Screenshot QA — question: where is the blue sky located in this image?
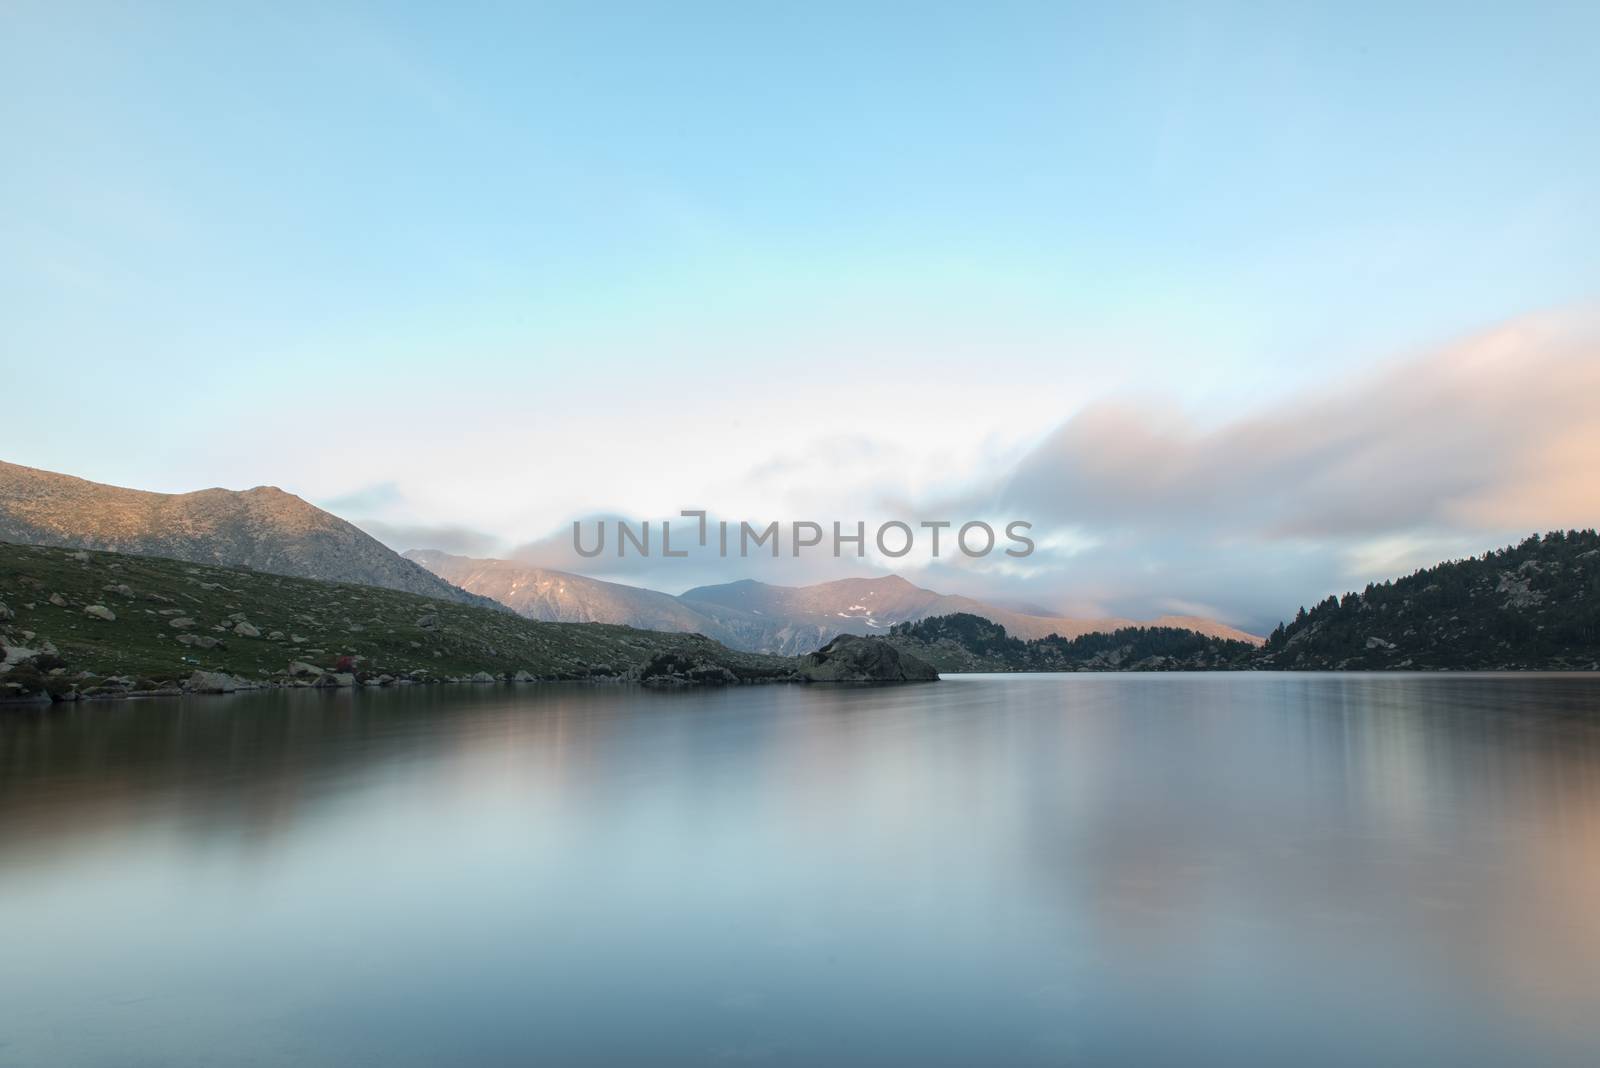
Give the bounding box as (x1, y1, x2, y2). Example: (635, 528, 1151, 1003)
(3, 2, 1597, 629)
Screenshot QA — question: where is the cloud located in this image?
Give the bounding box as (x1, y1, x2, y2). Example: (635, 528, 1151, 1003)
(355, 519, 504, 557)
(320, 481, 405, 515)
(510, 511, 886, 594)
(992, 309, 1600, 539)
(327, 481, 508, 557)
(923, 307, 1600, 630)
(328, 308, 1599, 634)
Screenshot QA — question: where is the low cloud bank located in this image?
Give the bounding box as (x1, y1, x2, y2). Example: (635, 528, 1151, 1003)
(956, 309, 1600, 629)
(996, 310, 1600, 538)
(347, 310, 1599, 634)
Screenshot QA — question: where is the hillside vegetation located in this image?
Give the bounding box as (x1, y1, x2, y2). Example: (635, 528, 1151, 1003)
(1257, 530, 1600, 670)
(887, 531, 1600, 673)
(0, 542, 823, 701)
(886, 613, 1257, 672)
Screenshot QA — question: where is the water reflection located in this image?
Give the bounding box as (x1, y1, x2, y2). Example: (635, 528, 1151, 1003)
(2, 674, 1599, 1066)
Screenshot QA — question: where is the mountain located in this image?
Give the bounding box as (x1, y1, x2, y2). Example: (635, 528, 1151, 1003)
(1256, 530, 1600, 670)
(1143, 614, 1263, 644)
(402, 550, 798, 650)
(404, 550, 724, 632)
(407, 550, 1260, 655)
(679, 574, 1038, 652)
(678, 575, 1262, 647)
(0, 460, 491, 608)
(0, 542, 930, 702)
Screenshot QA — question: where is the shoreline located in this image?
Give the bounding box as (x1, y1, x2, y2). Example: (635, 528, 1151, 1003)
(12, 663, 1600, 710)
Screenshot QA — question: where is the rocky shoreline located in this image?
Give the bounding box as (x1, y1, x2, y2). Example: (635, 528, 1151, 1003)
(3, 634, 939, 707)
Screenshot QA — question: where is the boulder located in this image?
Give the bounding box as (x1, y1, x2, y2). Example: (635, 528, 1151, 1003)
(416, 613, 439, 630)
(49, 592, 68, 607)
(312, 672, 355, 688)
(638, 651, 740, 686)
(798, 635, 939, 682)
(186, 671, 239, 694)
(469, 671, 496, 684)
(168, 616, 196, 629)
(233, 621, 261, 638)
(103, 584, 134, 598)
(177, 634, 221, 650)
(287, 661, 324, 678)
(1, 644, 41, 670)
(82, 604, 116, 622)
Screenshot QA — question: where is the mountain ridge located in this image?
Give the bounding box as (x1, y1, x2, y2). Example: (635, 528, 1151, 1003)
(0, 461, 495, 609)
(409, 549, 1261, 654)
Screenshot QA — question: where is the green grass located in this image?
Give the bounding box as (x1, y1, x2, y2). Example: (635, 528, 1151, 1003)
(0, 540, 798, 696)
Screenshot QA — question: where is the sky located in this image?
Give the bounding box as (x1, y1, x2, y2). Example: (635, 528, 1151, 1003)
(2, 2, 1598, 632)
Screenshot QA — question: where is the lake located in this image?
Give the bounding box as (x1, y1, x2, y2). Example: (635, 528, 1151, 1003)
(3, 674, 1600, 1066)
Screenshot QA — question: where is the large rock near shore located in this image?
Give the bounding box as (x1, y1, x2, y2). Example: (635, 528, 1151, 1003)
(638, 650, 742, 686)
(186, 670, 240, 694)
(798, 634, 939, 682)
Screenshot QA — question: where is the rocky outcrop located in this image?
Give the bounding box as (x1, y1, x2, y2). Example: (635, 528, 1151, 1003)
(638, 650, 743, 687)
(798, 634, 939, 682)
(176, 634, 221, 649)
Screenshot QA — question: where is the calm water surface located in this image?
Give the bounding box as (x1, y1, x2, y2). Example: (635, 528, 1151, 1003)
(3, 674, 1600, 1066)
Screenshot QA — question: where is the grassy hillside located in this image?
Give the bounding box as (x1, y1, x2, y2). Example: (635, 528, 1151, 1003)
(0, 541, 803, 701)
